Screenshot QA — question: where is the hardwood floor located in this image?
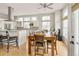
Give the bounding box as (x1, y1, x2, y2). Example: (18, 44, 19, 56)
(56, 41, 68, 56)
(0, 43, 27, 56)
(0, 40, 67, 56)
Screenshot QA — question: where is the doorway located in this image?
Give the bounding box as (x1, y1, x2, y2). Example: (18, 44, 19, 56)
(72, 9, 79, 56)
(68, 5, 79, 56)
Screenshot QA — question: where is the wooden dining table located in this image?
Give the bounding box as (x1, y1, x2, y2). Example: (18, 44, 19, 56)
(28, 34, 56, 56)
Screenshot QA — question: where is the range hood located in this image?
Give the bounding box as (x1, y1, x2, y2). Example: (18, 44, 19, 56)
(4, 7, 16, 30)
(6, 7, 14, 21)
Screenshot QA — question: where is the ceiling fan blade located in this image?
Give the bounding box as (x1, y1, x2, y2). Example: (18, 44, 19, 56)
(40, 3, 44, 6)
(47, 3, 53, 6)
(47, 7, 53, 9)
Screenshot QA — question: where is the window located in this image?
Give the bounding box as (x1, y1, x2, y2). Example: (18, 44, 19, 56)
(17, 18, 23, 21)
(24, 17, 30, 28)
(31, 17, 37, 21)
(17, 17, 38, 28)
(42, 16, 50, 21)
(31, 17, 38, 27)
(62, 20, 68, 40)
(62, 6, 68, 43)
(24, 22, 30, 28)
(42, 16, 50, 31)
(17, 18, 24, 27)
(24, 17, 30, 21)
(42, 22, 50, 31)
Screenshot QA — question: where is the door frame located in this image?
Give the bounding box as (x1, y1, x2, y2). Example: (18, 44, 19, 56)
(68, 4, 74, 56)
(68, 4, 79, 56)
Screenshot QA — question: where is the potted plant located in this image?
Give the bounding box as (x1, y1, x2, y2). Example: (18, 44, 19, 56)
(29, 22, 34, 28)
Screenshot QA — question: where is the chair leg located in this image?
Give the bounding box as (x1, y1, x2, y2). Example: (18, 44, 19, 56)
(1, 40, 3, 48)
(34, 47, 36, 56)
(55, 45, 57, 55)
(47, 42, 48, 53)
(34, 43, 36, 56)
(1, 42, 3, 48)
(37, 46, 39, 52)
(7, 40, 9, 53)
(43, 43, 45, 56)
(43, 49, 44, 56)
(56, 49, 57, 55)
(16, 38, 19, 48)
(35, 47, 36, 56)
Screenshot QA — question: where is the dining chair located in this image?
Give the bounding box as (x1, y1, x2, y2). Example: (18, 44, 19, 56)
(47, 36, 57, 55)
(53, 36, 57, 55)
(0, 35, 3, 48)
(34, 34, 45, 56)
(2, 31, 19, 52)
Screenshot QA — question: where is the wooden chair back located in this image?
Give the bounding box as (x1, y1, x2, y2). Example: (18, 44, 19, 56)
(54, 36, 56, 43)
(6, 31, 9, 39)
(34, 34, 44, 42)
(28, 36, 35, 41)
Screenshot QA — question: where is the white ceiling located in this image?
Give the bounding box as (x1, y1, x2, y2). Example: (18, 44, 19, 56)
(0, 3, 66, 16)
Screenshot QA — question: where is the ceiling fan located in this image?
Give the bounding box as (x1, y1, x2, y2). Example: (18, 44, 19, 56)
(38, 3, 53, 9)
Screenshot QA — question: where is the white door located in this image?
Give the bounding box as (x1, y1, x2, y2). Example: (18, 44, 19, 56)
(68, 4, 79, 56)
(71, 9, 79, 56)
(68, 5, 74, 56)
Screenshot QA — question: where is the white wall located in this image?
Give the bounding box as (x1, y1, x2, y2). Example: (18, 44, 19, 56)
(55, 10, 62, 33)
(0, 14, 8, 29)
(0, 13, 7, 20)
(0, 21, 5, 29)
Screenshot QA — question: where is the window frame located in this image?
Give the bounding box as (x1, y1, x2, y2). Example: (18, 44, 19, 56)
(42, 16, 51, 31)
